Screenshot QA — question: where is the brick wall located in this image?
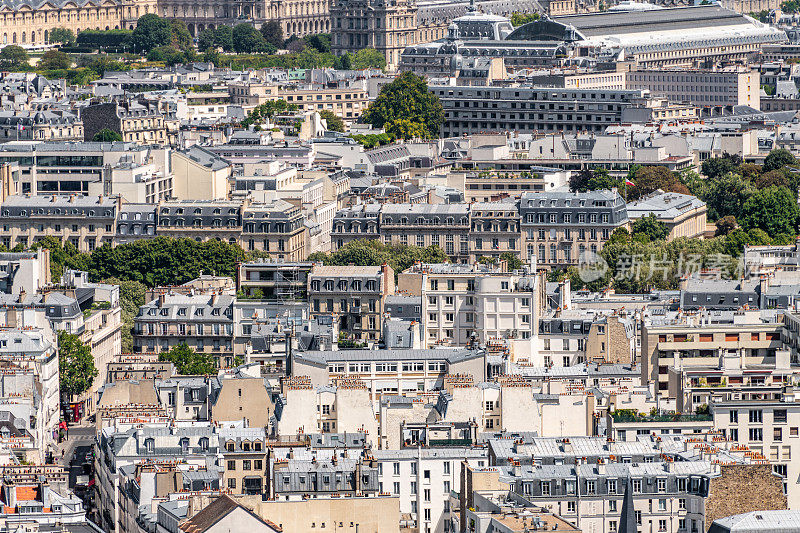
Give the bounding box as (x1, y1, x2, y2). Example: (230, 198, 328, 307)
(705, 464, 787, 529)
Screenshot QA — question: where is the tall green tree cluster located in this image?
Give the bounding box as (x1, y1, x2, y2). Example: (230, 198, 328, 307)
(58, 330, 98, 400)
(159, 343, 216, 375)
(308, 240, 449, 277)
(683, 148, 800, 238)
(362, 72, 444, 139)
(31, 236, 247, 288)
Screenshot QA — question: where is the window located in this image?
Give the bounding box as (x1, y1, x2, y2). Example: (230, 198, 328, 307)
(749, 409, 763, 423)
(586, 480, 596, 494)
(541, 480, 551, 495)
(567, 501, 576, 513)
(657, 478, 666, 492)
(608, 479, 617, 494)
(775, 409, 787, 423)
(228, 478, 236, 489)
(393, 462, 400, 475)
(749, 427, 763, 442)
(659, 519, 667, 532)
(227, 460, 236, 470)
(730, 410, 739, 423)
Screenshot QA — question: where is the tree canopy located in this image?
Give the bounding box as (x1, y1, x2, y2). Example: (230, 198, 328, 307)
(131, 14, 173, 53)
(763, 148, 797, 172)
(319, 110, 345, 133)
(740, 186, 800, 238)
(103, 277, 146, 354)
(241, 100, 298, 129)
(37, 50, 71, 70)
(362, 72, 444, 139)
(631, 214, 669, 242)
(58, 330, 98, 399)
(308, 240, 449, 277)
(510, 12, 540, 26)
(628, 166, 689, 200)
(349, 48, 386, 70)
(0, 46, 29, 70)
(260, 21, 284, 48)
(569, 168, 623, 192)
(198, 26, 234, 52)
(48, 27, 76, 46)
(233, 23, 272, 54)
(92, 128, 123, 142)
(701, 153, 742, 179)
(159, 343, 216, 375)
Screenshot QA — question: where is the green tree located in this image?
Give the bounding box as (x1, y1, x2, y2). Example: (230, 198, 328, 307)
(350, 48, 386, 70)
(38, 50, 71, 70)
(631, 213, 669, 242)
(92, 128, 123, 142)
(241, 100, 298, 129)
(753, 169, 790, 189)
(705, 172, 755, 221)
(782, 0, 800, 13)
(213, 26, 234, 52)
(260, 21, 284, 48)
(628, 166, 689, 200)
(309, 239, 449, 278)
(48, 27, 76, 46)
(159, 343, 216, 375)
(715, 215, 737, 237)
(362, 72, 444, 139)
(738, 163, 762, 180)
(510, 12, 540, 26)
(701, 153, 741, 179)
(500, 252, 523, 270)
(87, 237, 246, 287)
(58, 330, 98, 400)
(569, 168, 623, 192)
(0, 45, 29, 70)
(131, 14, 173, 54)
(170, 19, 192, 50)
(385, 118, 427, 139)
(303, 33, 331, 53)
(197, 28, 216, 51)
(319, 110, 345, 132)
(740, 186, 800, 238)
(103, 277, 145, 354)
(75, 29, 132, 51)
(763, 148, 797, 172)
(232, 23, 266, 53)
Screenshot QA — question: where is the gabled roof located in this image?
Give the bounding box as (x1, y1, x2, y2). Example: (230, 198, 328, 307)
(179, 495, 281, 533)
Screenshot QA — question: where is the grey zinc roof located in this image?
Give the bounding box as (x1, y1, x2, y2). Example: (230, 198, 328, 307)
(295, 348, 483, 366)
(710, 510, 800, 533)
(553, 5, 753, 37)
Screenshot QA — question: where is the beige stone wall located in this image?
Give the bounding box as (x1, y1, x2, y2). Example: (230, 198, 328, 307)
(213, 377, 275, 427)
(244, 494, 401, 533)
(705, 464, 787, 527)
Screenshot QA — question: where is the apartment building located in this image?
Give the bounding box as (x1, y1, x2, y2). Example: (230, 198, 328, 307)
(236, 261, 314, 301)
(290, 348, 486, 395)
(373, 448, 487, 533)
(0, 195, 119, 252)
(432, 85, 647, 137)
(398, 262, 544, 347)
(132, 292, 236, 367)
(154, 198, 309, 261)
(625, 69, 760, 111)
(381, 204, 471, 262)
(519, 190, 629, 267)
(460, 451, 785, 533)
(0, 328, 59, 461)
(275, 377, 379, 443)
(468, 202, 523, 263)
(280, 87, 369, 122)
(308, 264, 395, 341)
(641, 311, 785, 408)
(221, 426, 269, 496)
(241, 199, 309, 261)
(82, 98, 168, 146)
(711, 386, 800, 506)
